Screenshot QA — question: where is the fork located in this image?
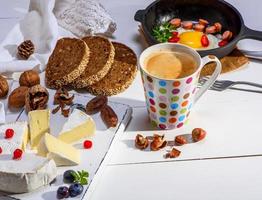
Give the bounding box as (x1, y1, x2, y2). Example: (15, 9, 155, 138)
(199, 77, 262, 92)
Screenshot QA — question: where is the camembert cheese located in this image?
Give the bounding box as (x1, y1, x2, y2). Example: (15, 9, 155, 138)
(37, 133, 81, 166)
(58, 109, 95, 144)
(0, 121, 28, 154)
(28, 109, 50, 149)
(0, 153, 57, 193)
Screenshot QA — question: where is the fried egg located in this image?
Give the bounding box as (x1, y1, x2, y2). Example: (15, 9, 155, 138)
(177, 27, 219, 50)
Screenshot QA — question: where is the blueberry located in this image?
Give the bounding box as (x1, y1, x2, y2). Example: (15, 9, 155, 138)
(57, 186, 69, 199)
(69, 183, 84, 197)
(63, 170, 76, 183)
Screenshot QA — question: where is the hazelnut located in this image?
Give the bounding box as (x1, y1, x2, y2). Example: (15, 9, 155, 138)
(165, 148, 181, 159)
(150, 134, 167, 151)
(8, 86, 29, 109)
(192, 128, 206, 142)
(135, 134, 149, 150)
(0, 75, 9, 98)
(175, 135, 187, 146)
(19, 70, 40, 87)
(25, 84, 49, 112)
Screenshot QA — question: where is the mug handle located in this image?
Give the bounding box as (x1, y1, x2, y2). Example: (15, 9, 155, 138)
(194, 55, 222, 103)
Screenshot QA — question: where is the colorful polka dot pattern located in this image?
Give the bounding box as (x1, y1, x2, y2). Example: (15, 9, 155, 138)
(141, 69, 199, 130)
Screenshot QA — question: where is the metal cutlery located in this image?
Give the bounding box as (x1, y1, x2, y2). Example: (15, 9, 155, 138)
(199, 77, 262, 93)
(241, 50, 262, 60)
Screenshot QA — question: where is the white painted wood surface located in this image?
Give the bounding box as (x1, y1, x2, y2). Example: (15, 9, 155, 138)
(1, 0, 262, 199)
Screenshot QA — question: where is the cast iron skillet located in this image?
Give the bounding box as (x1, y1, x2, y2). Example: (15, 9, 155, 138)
(135, 0, 262, 58)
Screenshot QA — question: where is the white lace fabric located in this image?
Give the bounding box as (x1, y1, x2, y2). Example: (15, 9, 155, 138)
(54, 0, 117, 37)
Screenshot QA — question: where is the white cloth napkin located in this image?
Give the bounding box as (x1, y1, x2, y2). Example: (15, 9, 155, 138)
(0, 0, 58, 79)
(0, 0, 58, 123)
(0, 102, 5, 124)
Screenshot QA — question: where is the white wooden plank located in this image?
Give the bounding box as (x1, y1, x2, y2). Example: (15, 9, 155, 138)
(91, 156, 262, 200)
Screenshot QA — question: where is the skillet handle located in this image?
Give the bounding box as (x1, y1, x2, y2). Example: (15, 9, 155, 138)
(134, 9, 145, 22)
(242, 26, 262, 41)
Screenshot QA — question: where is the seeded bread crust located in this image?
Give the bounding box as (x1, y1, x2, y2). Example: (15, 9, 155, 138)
(45, 38, 90, 89)
(86, 42, 137, 96)
(72, 36, 115, 88)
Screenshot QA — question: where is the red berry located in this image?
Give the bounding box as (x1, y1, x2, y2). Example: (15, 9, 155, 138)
(168, 37, 180, 43)
(13, 149, 23, 160)
(83, 140, 93, 149)
(5, 129, 14, 139)
(0, 147, 2, 154)
(201, 35, 209, 47)
(218, 40, 228, 47)
(172, 31, 178, 37)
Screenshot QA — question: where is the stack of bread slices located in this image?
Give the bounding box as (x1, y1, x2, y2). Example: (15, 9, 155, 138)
(45, 36, 137, 96)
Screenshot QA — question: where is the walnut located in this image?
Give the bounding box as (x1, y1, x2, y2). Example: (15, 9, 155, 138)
(135, 134, 149, 150)
(25, 84, 49, 112)
(19, 70, 40, 87)
(0, 75, 9, 98)
(150, 134, 167, 151)
(17, 40, 35, 60)
(52, 88, 74, 117)
(54, 88, 74, 105)
(8, 86, 29, 109)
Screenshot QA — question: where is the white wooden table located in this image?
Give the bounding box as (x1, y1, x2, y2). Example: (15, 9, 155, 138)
(1, 0, 262, 199)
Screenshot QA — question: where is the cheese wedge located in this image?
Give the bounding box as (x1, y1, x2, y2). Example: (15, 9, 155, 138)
(0, 153, 57, 193)
(37, 133, 80, 166)
(0, 121, 28, 154)
(58, 109, 95, 144)
(28, 110, 50, 149)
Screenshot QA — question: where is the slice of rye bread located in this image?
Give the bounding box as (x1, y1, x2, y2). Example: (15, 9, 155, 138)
(86, 42, 137, 96)
(72, 36, 115, 88)
(45, 38, 90, 88)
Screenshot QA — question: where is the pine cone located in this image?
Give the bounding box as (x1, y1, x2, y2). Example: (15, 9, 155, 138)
(17, 40, 35, 60)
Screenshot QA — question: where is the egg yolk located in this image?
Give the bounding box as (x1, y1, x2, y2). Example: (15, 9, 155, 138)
(179, 31, 203, 49)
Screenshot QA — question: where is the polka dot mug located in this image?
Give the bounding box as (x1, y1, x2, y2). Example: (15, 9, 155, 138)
(139, 43, 222, 130)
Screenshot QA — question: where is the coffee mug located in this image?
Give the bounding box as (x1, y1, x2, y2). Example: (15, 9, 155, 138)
(139, 43, 222, 130)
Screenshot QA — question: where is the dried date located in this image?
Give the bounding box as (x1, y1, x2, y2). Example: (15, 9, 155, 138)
(86, 96, 108, 115)
(100, 105, 118, 128)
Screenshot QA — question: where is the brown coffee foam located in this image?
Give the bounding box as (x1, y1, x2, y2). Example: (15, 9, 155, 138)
(138, 26, 249, 76)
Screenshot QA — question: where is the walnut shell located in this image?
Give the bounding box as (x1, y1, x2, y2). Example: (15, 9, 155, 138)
(19, 70, 40, 87)
(8, 86, 29, 109)
(0, 75, 9, 98)
(25, 84, 49, 112)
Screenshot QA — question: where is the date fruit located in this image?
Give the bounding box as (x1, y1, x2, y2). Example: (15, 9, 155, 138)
(8, 86, 28, 109)
(100, 105, 118, 128)
(86, 96, 108, 115)
(192, 128, 206, 142)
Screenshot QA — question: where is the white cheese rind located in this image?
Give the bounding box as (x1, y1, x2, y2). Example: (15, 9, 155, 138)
(0, 121, 28, 154)
(0, 154, 57, 193)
